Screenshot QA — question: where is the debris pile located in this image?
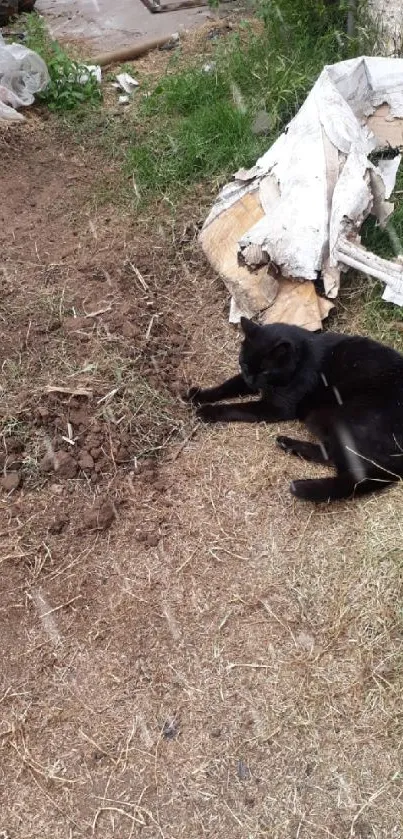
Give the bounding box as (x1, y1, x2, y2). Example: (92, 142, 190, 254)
(0, 0, 36, 27)
(200, 56, 403, 330)
(0, 31, 48, 120)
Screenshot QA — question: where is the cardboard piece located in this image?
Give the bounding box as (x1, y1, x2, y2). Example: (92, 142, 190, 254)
(200, 57, 403, 327)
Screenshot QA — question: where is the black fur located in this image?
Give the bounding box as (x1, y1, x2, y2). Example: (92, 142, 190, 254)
(184, 317, 403, 502)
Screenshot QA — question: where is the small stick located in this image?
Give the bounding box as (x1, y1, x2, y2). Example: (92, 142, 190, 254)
(227, 662, 272, 670)
(169, 425, 198, 462)
(84, 305, 112, 318)
(39, 595, 82, 619)
(43, 385, 93, 397)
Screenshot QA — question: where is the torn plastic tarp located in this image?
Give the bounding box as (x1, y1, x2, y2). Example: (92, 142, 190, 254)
(0, 33, 49, 121)
(200, 56, 403, 330)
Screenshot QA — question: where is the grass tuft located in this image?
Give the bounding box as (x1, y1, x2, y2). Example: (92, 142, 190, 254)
(120, 1, 383, 203)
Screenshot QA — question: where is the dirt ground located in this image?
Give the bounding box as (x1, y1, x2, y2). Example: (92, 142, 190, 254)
(1, 56, 403, 839)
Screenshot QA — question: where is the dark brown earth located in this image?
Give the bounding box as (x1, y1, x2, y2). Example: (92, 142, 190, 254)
(1, 48, 403, 839)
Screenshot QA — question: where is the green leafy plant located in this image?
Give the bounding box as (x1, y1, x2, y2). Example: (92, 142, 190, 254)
(24, 12, 102, 111)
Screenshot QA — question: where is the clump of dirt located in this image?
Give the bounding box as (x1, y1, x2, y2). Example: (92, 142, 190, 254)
(0, 120, 206, 493)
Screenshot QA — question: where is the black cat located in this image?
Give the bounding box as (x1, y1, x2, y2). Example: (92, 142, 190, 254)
(185, 317, 403, 502)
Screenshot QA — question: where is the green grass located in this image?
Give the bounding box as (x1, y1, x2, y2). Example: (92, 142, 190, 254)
(125, 13, 349, 201)
(358, 166, 403, 348)
(126, 99, 264, 194)
(356, 277, 403, 348)
(361, 167, 403, 260)
(52, 0, 381, 205)
(124, 0, 385, 201)
(22, 0, 388, 207)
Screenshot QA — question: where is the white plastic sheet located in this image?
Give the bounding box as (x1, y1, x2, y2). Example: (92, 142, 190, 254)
(0, 33, 49, 121)
(201, 56, 403, 315)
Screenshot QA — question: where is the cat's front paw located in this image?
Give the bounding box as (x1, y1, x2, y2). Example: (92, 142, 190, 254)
(183, 386, 203, 405)
(276, 435, 294, 453)
(196, 404, 222, 423)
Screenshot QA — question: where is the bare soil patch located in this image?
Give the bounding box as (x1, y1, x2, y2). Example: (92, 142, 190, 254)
(1, 81, 403, 839)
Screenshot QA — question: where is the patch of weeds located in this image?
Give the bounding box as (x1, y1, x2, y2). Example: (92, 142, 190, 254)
(117, 375, 183, 457)
(126, 100, 264, 196)
(357, 166, 403, 347)
(55, 0, 383, 208)
(362, 282, 403, 350)
(0, 417, 29, 443)
(361, 167, 403, 260)
(122, 0, 380, 202)
(23, 12, 102, 111)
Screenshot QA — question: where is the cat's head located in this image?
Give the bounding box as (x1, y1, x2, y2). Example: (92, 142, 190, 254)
(239, 318, 306, 389)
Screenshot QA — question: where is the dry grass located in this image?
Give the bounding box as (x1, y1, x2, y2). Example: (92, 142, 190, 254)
(2, 23, 403, 839)
(2, 422, 403, 838)
(2, 274, 403, 838)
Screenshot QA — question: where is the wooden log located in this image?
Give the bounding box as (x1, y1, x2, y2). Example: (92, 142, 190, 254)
(92, 35, 174, 67)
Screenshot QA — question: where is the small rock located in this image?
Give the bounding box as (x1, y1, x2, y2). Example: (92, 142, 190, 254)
(40, 453, 55, 473)
(49, 513, 69, 534)
(79, 452, 94, 471)
(37, 406, 50, 420)
(85, 434, 102, 449)
(145, 533, 159, 548)
(50, 483, 63, 494)
(251, 108, 272, 136)
(63, 316, 91, 332)
(0, 472, 21, 492)
(121, 322, 136, 339)
(90, 447, 101, 460)
(55, 451, 78, 479)
(296, 631, 315, 652)
(83, 499, 115, 531)
(237, 760, 251, 781)
(162, 717, 179, 739)
(115, 446, 129, 463)
(69, 409, 90, 428)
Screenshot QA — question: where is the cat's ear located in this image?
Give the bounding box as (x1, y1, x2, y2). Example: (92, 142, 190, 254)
(270, 341, 293, 364)
(240, 317, 261, 339)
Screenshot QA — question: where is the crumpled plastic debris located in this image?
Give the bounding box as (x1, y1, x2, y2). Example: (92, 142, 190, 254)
(0, 32, 49, 121)
(200, 56, 403, 329)
(78, 64, 102, 85)
(113, 72, 139, 95)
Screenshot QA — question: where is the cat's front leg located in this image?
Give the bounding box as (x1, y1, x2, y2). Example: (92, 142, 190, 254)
(196, 400, 282, 424)
(185, 374, 257, 406)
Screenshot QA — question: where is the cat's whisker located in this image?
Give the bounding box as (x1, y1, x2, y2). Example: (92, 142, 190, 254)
(332, 386, 343, 405)
(319, 442, 329, 461)
(335, 425, 366, 482)
(345, 447, 402, 481)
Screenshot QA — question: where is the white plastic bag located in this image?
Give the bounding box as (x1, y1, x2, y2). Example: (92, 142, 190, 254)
(0, 33, 49, 121)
